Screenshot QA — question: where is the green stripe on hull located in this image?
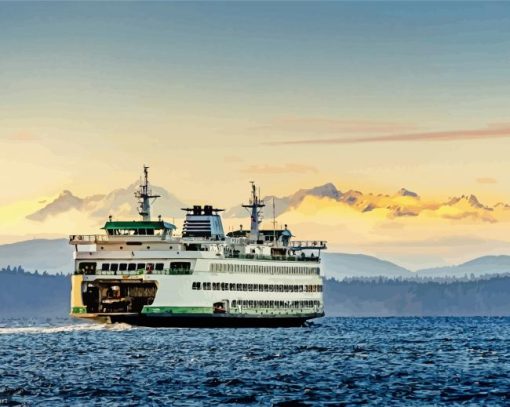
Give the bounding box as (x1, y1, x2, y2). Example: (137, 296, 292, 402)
(71, 306, 87, 314)
(142, 306, 322, 318)
(142, 306, 212, 314)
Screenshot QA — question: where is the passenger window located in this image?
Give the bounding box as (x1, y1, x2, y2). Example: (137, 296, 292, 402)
(101, 263, 109, 271)
(119, 263, 127, 271)
(79, 262, 97, 275)
(155, 263, 164, 271)
(137, 263, 145, 270)
(110, 264, 118, 272)
(128, 263, 136, 271)
(170, 262, 191, 272)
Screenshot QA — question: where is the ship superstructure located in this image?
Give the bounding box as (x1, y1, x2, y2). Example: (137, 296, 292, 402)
(70, 167, 326, 327)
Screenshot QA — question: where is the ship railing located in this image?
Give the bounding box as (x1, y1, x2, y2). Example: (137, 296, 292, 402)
(226, 237, 247, 245)
(227, 239, 306, 249)
(181, 236, 226, 242)
(69, 234, 180, 245)
(224, 253, 320, 263)
(88, 268, 193, 276)
(69, 234, 109, 244)
(289, 240, 327, 250)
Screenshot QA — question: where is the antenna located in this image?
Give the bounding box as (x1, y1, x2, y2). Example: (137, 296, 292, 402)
(272, 196, 277, 246)
(134, 165, 161, 221)
(242, 181, 265, 240)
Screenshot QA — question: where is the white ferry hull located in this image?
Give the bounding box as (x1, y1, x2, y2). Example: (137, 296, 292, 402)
(70, 264, 325, 328)
(69, 168, 327, 328)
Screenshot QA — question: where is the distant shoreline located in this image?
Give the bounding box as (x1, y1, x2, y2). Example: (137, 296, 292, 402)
(3, 267, 510, 318)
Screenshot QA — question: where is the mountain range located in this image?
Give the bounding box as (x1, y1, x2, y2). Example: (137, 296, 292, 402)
(26, 181, 510, 225)
(1, 238, 509, 279)
(416, 256, 510, 278)
(12, 181, 510, 270)
(27, 182, 187, 223)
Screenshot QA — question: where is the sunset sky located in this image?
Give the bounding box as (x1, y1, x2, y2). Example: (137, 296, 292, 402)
(1, 2, 510, 268)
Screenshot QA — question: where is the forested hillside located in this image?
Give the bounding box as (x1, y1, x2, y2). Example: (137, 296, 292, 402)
(0, 267, 70, 319)
(2, 267, 510, 319)
(324, 275, 510, 316)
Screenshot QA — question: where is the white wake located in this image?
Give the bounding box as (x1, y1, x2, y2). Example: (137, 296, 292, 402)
(0, 322, 133, 335)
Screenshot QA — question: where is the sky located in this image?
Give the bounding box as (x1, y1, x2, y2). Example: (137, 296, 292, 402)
(1, 2, 510, 267)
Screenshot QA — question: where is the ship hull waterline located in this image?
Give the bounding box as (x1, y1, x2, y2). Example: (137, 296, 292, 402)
(71, 312, 324, 328)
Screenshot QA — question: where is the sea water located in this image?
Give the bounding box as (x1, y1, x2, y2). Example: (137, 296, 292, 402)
(1, 317, 510, 405)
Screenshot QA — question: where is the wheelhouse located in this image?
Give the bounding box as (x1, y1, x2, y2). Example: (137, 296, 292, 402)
(102, 220, 176, 237)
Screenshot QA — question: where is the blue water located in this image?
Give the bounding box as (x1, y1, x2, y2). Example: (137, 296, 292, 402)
(1, 317, 510, 405)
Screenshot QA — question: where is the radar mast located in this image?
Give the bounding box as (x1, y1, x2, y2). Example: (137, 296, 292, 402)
(135, 165, 161, 221)
(242, 181, 265, 240)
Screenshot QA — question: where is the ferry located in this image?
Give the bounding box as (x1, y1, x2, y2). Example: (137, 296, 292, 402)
(69, 167, 326, 327)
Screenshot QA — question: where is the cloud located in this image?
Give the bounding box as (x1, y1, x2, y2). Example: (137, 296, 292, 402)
(4, 131, 38, 142)
(223, 155, 244, 163)
(265, 124, 510, 146)
(241, 163, 318, 174)
(251, 117, 417, 134)
(477, 177, 497, 184)
(440, 211, 497, 223)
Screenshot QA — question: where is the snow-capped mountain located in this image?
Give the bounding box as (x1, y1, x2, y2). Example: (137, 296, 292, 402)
(26, 183, 188, 223)
(27, 181, 510, 225)
(446, 194, 492, 211)
(27, 191, 103, 221)
(223, 182, 341, 218)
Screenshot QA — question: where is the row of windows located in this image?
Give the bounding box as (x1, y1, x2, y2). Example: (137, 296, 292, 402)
(231, 300, 320, 309)
(77, 262, 192, 275)
(101, 262, 164, 272)
(210, 263, 320, 275)
(191, 282, 323, 293)
(107, 229, 165, 236)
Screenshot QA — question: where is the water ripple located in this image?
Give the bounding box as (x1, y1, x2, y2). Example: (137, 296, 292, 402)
(1, 317, 510, 405)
